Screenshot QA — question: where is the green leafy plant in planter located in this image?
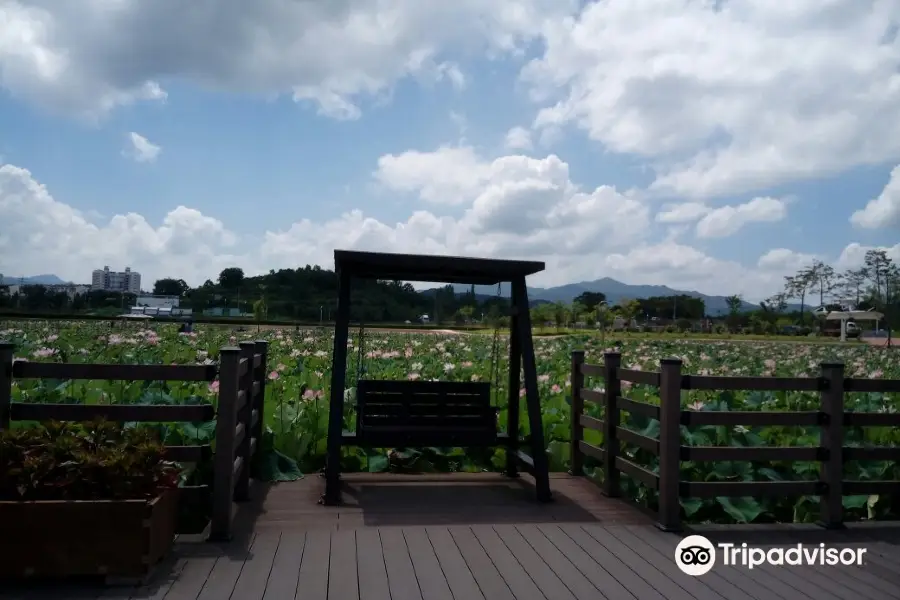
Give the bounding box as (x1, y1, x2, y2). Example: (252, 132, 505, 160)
(0, 419, 184, 581)
(0, 419, 181, 501)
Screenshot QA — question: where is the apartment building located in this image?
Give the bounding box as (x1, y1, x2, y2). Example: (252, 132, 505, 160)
(91, 266, 141, 294)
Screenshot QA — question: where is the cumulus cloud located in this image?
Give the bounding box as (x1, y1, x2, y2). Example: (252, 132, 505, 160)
(124, 132, 161, 163)
(656, 202, 709, 224)
(0, 150, 868, 301)
(851, 164, 900, 229)
(0, 163, 246, 286)
(522, 0, 900, 199)
(695, 197, 787, 238)
(504, 126, 533, 151)
(0, 0, 574, 119)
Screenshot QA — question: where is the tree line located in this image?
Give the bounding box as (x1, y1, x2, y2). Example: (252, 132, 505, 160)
(1, 250, 896, 330)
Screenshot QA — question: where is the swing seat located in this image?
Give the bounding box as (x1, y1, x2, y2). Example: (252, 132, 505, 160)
(352, 379, 498, 447)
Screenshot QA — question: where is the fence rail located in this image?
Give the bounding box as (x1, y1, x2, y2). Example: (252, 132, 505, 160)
(570, 350, 900, 531)
(0, 340, 268, 541)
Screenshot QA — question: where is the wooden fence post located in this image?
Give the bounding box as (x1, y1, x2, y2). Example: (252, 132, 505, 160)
(570, 350, 585, 476)
(819, 362, 845, 529)
(657, 357, 683, 531)
(210, 346, 241, 542)
(251, 340, 268, 472)
(602, 352, 621, 497)
(234, 341, 256, 502)
(0, 342, 13, 431)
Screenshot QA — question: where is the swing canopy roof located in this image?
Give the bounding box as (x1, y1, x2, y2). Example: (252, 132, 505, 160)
(334, 250, 545, 285)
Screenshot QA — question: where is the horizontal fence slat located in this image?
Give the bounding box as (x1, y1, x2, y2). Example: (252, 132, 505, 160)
(10, 402, 215, 423)
(253, 353, 263, 369)
(842, 480, 900, 495)
(579, 363, 604, 377)
(581, 389, 605, 404)
(681, 410, 823, 427)
(578, 414, 604, 431)
(252, 381, 261, 399)
(843, 446, 900, 461)
(616, 426, 659, 454)
(359, 379, 492, 395)
(614, 456, 659, 489)
(250, 436, 258, 457)
(843, 412, 900, 427)
(681, 374, 824, 391)
(680, 480, 823, 498)
(844, 378, 900, 393)
(233, 456, 243, 480)
(578, 440, 606, 462)
(12, 361, 217, 382)
(251, 409, 259, 429)
(616, 397, 660, 419)
(616, 368, 660, 386)
(164, 445, 211, 463)
(238, 358, 249, 377)
(681, 446, 823, 462)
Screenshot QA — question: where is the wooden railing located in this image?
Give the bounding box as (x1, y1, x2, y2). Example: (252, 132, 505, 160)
(570, 351, 900, 531)
(0, 340, 268, 541)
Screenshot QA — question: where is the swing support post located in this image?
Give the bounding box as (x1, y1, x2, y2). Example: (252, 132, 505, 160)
(322, 250, 552, 506)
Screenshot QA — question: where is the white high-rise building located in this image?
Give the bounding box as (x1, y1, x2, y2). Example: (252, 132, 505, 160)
(91, 266, 141, 294)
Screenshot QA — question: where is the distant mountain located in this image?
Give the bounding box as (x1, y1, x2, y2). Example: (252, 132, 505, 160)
(424, 278, 770, 316)
(1, 274, 69, 285)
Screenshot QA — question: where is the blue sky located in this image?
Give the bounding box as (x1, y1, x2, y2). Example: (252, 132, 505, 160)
(1, 0, 898, 300)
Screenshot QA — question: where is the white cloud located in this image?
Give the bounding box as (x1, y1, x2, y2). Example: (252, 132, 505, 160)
(124, 132, 161, 163)
(504, 126, 533, 151)
(850, 164, 900, 229)
(0, 150, 868, 301)
(0, 0, 574, 119)
(0, 163, 245, 286)
(522, 0, 900, 199)
(695, 197, 787, 238)
(656, 202, 709, 224)
(757, 248, 819, 272)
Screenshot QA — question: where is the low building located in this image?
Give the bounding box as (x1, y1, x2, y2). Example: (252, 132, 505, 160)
(136, 295, 180, 308)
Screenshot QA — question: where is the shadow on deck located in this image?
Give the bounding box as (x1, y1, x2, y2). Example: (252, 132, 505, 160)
(236, 472, 650, 531)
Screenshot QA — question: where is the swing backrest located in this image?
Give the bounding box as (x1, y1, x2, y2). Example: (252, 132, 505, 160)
(355, 379, 497, 447)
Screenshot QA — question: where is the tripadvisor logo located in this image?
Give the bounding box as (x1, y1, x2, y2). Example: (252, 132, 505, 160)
(674, 535, 867, 576)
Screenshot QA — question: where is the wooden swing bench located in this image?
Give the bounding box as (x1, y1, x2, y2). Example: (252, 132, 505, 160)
(323, 249, 552, 505)
(343, 379, 500, 448)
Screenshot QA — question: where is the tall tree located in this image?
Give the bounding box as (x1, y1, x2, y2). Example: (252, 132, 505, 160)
(784, 267, 815, 324)
(217, 267, 245, 291)
(152, 278, 190, 297)
(573, 291, 607, 311)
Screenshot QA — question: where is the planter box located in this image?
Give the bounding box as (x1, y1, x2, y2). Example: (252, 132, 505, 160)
(0, 489, 179, 581)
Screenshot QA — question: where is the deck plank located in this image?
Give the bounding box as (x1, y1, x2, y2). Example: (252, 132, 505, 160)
(608, 525, 753, 600)
(535, 524, 639, 600)
(356, 529, 392, 600)
(624, 525, 799, 600)
(403, 528, 454, 600)
(262, 532, 305, 600)
(558, 523, 667, 600)
(164, 553, 219, 600)
(513, 524, 607, 600)
(492, 525, 579, 600)
(380, 528, 422, 600)
(571, 524, 702, 600)
(196, 534, 256, 600)
(231, 531, 281, 600)
(295, 529, 329, 600)
(328, 529, 360, 600)
(447, 525, 515, 600)
(425, 527, 486, 600)
(470, 525, 546, 600)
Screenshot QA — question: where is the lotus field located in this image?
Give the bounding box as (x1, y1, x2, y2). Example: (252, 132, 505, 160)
(2, 320, 898, 524)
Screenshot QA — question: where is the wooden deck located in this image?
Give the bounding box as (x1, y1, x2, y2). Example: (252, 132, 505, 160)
(2, 474, 898, 600)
